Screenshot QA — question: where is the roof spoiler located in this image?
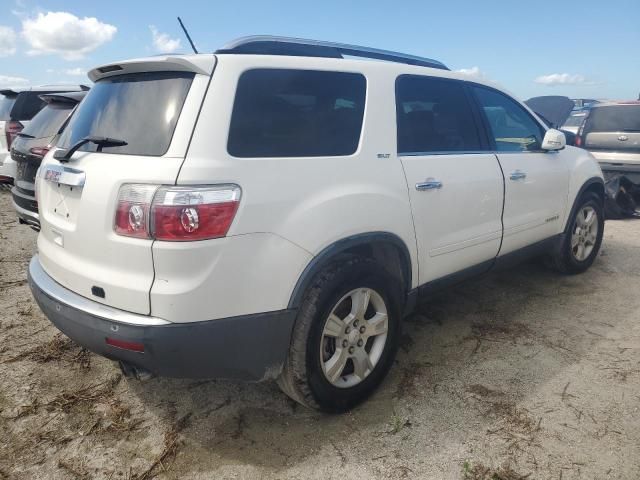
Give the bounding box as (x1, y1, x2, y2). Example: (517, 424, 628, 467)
(0, 89, 19, 97)
(38, 91, 88, 104)
(88, 56, 214, 82)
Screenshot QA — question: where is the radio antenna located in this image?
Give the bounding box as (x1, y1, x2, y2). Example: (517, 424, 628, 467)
(177, 17, 198, 54)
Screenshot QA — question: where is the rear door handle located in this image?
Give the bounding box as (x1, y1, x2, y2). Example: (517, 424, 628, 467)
(509, 170, 527, 181)
(416, 179, 443, 191)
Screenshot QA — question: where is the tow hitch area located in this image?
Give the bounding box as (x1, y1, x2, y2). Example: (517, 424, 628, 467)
(604, 173, 640, 219)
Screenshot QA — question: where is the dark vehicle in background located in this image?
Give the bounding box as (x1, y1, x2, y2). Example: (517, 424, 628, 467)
(577, 101, 640, 182)
(0, 85, 88, 184)
(11, 91, 87, 229)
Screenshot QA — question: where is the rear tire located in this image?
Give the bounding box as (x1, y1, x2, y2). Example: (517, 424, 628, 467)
(549, 192, 604, 274)
(278, 256, 402, 412)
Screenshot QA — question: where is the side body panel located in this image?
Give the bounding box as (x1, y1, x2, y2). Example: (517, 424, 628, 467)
(161, 55, 419, 322)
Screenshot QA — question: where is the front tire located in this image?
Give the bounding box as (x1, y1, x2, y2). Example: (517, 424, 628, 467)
(550, 192, 604, 274)
(278, 256, 401, 412)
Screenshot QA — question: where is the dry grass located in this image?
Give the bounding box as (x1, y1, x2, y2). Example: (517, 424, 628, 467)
(128, 414, 191, 480)
(2, 333, 91, 369)
(463, 461, 531, 480)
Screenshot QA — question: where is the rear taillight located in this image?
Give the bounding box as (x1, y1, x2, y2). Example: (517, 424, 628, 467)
(114, 184, 241, 241)
(29, 146, 50, 158)
(5, 120, 23, 149)
(575, 135, 582, 147)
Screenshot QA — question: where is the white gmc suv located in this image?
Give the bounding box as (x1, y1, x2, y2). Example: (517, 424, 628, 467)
(28, 37, 605, 412)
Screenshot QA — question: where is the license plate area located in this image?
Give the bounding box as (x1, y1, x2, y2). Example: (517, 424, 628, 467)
(43, 164, 86, 187)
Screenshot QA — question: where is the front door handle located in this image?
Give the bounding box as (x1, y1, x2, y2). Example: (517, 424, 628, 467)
(509, 170, 527, 181)
(416, 179, 443, 191)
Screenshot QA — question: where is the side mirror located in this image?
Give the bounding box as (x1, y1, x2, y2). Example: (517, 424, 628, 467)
(541, 128, 566, 151)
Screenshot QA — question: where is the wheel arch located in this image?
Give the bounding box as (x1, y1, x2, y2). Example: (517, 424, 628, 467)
(563, 176, 605, 233)
(287, 232, 413, 310)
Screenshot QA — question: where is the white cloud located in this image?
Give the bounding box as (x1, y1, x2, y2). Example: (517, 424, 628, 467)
(22, 11, 116, 60)
(64, 67, 87, 76)
(0, 26, 17, 57)
(149, 25, 181, 53)
(455, 66, 486, 79)
(534, 73, 589, 86)
(0, 74, 29, 86)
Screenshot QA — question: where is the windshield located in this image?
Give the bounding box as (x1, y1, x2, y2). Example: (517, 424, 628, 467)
(58, 71, 194, 156)
(23, 103, 74, 139)
(0, 95, 16, 120)
(587, 105, 640, 132)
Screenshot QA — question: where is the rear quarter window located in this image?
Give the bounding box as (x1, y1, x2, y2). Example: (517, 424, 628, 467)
(227, 69, 366, 158)
(58, 72, 194, 156)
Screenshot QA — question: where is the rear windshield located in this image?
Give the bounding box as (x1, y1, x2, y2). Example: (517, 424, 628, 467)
(10, 92, 50, 121)
(586, 105, 640, 132)
(0, 95, 16, 120)
(58, 72, 194, 156)
(228, 69, 366, 157)
(23, 103, 74, 139)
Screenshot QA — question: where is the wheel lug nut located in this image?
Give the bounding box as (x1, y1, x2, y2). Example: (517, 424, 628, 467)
(342, 339, 348, 348)
(359, 326, 365, 334)
(348, 346, 355, 354)
(357, 339, 364, 347)
(353, 320, 359, 327)
(345, 327, 351, 334)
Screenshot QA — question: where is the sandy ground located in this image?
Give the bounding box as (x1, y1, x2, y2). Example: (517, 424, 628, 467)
(1, 187, 639, 480)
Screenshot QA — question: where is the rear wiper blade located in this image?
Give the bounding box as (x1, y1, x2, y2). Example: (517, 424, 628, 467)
(16, 132, 35, 139)
(53, 136, 128, 162)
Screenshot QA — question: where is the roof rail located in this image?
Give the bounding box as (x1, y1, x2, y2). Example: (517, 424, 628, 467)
(216, 36, 449, 71)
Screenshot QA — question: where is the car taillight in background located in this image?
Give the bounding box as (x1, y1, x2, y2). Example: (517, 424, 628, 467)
(114, 184, 241, 241)
(5, 120, 23, 149)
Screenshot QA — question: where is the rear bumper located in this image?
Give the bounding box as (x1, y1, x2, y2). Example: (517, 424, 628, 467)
(11, 187, 40, 229)
(28, 255, 296, 381)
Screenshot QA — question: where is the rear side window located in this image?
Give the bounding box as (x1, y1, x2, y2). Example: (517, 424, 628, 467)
(58, 72, 194, 156)
(23, 103, 74, 139)
(563, 113, 586, 127)
(586, 105, 640, 132)
(396, 75, 482, 154)
(10, 92, 49, 121)
(472, 86, 545, 152)
(0, 95, 16, 120)
(228, 69, 366, 158)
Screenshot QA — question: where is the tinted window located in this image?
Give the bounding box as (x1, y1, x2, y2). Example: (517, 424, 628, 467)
(59, 72, 193, 156)
(396, 76, 482, 154)
(228, 69, 366, 157)
(0, 95, 16, 120)
(10, 92, 50, 121)
(473, 86, 545, 152)
(23, 103, 74, 139)
(586, 105, 640, 132)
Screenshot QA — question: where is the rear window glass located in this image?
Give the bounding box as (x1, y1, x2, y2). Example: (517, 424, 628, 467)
(586, 105, 640, 132)
(396, 75, 482, 153)
(58, 72, 194, 156)
(228, 69, 366, 158)
(23, 103, 74, 139)
(10, 92, 50, 121)
(0, 95, 16, 120)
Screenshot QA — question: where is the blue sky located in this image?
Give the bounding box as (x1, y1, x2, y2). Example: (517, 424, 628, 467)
(1, 0, 638, 100)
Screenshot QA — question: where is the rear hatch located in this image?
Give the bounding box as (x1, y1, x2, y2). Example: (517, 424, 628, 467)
(584, 104, 640, 165)
(12, 98, 78, 195)
(36, 56, 215, 314)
